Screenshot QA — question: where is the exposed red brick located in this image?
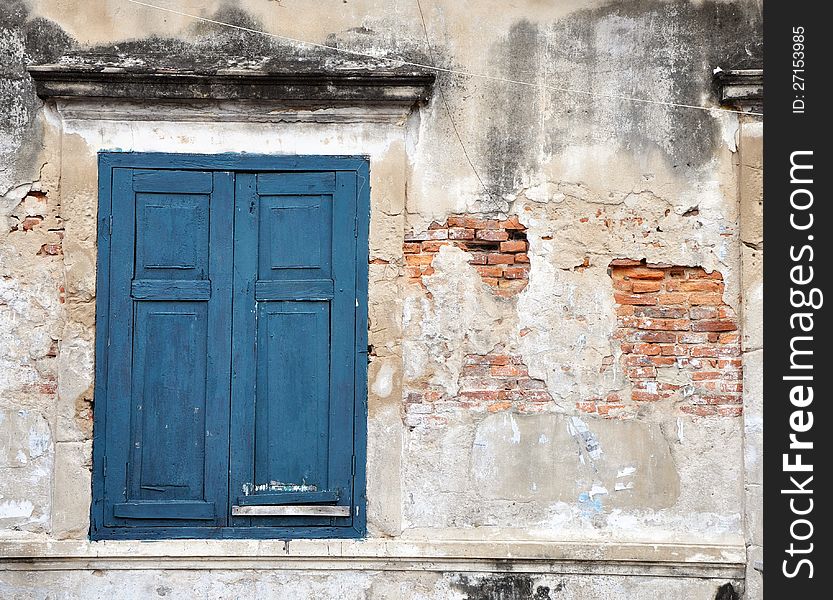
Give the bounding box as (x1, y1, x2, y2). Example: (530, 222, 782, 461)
(448, 227, 475, 240)
(403, 242, 421, 253)
(631, 280, 661, 293)
(691, 320, 738, 332)
(405, 254, 435, 266)
(614, 293, 657, 306)
(476, 229, 509, 241)
(475, 265, 504, 278)
(500, 240, 527, 253)
(617, 267, 665, 280)
(610, 261, 741, 418)
(503, 266, 529, 279)
(487, 253, 515, 265)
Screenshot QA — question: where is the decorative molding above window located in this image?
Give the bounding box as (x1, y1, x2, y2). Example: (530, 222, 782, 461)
(28, 61, 435, 123)
(713, 69, 763, 113)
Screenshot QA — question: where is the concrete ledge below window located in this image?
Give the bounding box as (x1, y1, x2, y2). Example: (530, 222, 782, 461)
(0, 538, 745, 579)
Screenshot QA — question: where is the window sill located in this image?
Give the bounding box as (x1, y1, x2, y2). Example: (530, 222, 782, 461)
(0, 537, 745, 578)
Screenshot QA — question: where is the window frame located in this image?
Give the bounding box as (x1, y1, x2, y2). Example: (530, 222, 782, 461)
(91, 152, 369, 540)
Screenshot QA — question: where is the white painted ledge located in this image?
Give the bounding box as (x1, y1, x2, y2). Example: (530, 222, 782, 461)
(0, 538, 745, 578)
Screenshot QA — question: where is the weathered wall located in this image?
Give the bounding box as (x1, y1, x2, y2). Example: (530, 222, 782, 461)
(1, 0, 761, 598)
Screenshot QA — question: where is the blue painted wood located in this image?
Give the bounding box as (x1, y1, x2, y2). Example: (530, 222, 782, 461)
(254, 280, 334, 301)
(228, 172, 258, 530)
(257, 193, 332, 280)
(131, 279, 211, 300)
(352, 159, 371, 537)
(255, 302, 330, 490)
(132, 170, 213, 193)
(99, 163, 232, 529)
(93, 153, 368, 540)
(113, 501, 215, 520)
(91, 152, 115, 537)
(256, 172, 335, 194)
(235, 490, 340, 506)
(134, 193, 210, 279)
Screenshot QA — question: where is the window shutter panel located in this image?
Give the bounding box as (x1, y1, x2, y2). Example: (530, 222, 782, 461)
(102, 168, 233, 527)
(229, 171, 358, 527)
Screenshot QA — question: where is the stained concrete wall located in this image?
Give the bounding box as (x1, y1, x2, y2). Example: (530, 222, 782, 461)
(1, 1, 760, 598)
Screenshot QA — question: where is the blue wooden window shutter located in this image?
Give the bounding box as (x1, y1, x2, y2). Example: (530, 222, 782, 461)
(92, 153, 369, 540)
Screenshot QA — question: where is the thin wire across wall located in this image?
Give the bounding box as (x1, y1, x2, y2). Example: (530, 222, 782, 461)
(123, 0, 764, 118)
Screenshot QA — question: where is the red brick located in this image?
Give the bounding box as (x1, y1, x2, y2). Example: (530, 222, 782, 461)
(481, 277, 500, 287)
(691, 371, 721, 381)
(448, 227, 475, 240)
(614, 293, 657, 306)
(647, 356, 677, 366)
(468, 218, 500, 229)
(617, 267, 665, 280)
(500, 240, 527, 253)
(514, 253, 530, 263)
(616, 305, 635, 317)
(405, 229, 448, 241)
(659, 344, 689, 356)
(421, 240, 449, 252)
(427, 221, 446, 230)
(635, 306, 690, 319)
(628, 331, 677, 343)
(503, 266, 529, 279)
(635, 318, 690, 331)
(499, 216, 525, 230)
(689, 293, 723, 305)
(631, 343, 662, 356)
(632, 280, 661, 293)
(689, 306, 719, 320)
(459, 390, 501, 402)
(468, 253, 488, 265)
(476, 229, 509, 241)
(691, 320, 737, 332)
(687, 269, 723, 280)
(667, 280, 722, 292)
(487, 253, 515, 265)
(476, 265, 505, 278)
(626, 366, 657, 379)
(404, 266, 423, 278)
(677, 332, 709, 344)
(403, 242, 421, 254)
(405, 254, 435, 265)
(632, 390, 661, 402)
(657, 293, 688, 305)
(446, 216, 467, 227)
(623, 355, 655, 367)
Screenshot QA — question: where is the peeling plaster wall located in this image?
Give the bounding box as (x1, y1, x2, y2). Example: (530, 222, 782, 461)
(1, 0, 761, 597)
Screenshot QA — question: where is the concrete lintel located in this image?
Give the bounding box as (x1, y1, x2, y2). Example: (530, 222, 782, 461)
(27, 65, 435, 109)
